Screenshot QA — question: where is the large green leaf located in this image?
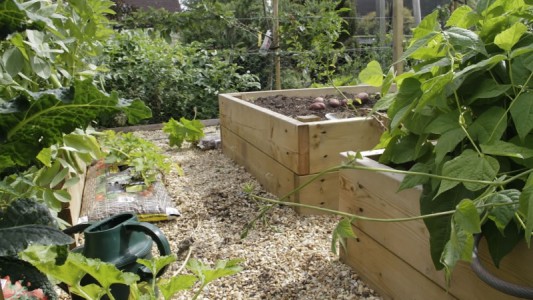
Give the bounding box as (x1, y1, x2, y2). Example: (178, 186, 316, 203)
(158, 275, 197, 300)
(483, 221, 521, 268)
(387, 78, 422, 129)
(444, 27, 487, 56)
(519, 174, 533, 246)
(440, 221, 475, 277)
(480, 140, 533, 159)
(21, 245, 139, 299)
(437, 150, 499, 196)
(434, 128, 466, 165)
(0, 79, 151, 173)
(468, 106, 507, 144)
(358, 61, 383, 87)
(0, 225, 73, 256)
(510, 93, 533, 140)
(455, 199, 482, 234)
(486, 189, 520, 232)
(399, 161, 432, 191)
(415, 72, 453, 113)
(445, 5, 479, 29)
(0, 198, 56, 228)
(494, 22, 528, 52)
(421, 184, 475, 269)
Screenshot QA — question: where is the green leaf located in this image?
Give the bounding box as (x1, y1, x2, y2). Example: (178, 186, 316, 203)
(481, 140, 533, 159)
(0, 79, 151, 173)
(31, 56, 51, 79)
(0, 198, 57, 228)
(2, 47, 25, 77)
(440, 221, 474, 278)
(425, 110, 462, 134)
(50, 167, 69, 188)
(37, 147, 52, 167)
(412, 10, 440, 40)
(453, 55, 507, 85)
(483, 221, 521, 268)
(399, 162, 432, 191)
(510, 93, 533, 140)
(0, 225, 73, 256)
(467, 80, 511, 101)
(444, 27, 487, 56)
(445, 5, 479, 28)
(402, 32, 440, 61)
(53, 189, 71, 202)
(486, 189, 520, 232)
(437, 150, 499, 196)
(434, 128, 466, 164)
(21, 245, 139, 299)
(519, 173, 533, 246)
(494, 22, 528, 52)
(455, 199, 481, 234)
(137, 255, 176, 277)
(468, 106, 507, 144)
(63, 133, 103, 159)
(163, 117, 205, 148)
(421, 183, 475, 270)
(388, 78, 422, 129)
(358, 61, 383, 87)
(35, 160, 61, 187)
(187, 258, 243, 286)
(331, 218, 357, 254)
(158, 275, 197, 300)
(415, 72, 453, 112)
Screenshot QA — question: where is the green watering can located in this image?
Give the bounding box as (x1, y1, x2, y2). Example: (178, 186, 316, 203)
(63, 212, 171, 299)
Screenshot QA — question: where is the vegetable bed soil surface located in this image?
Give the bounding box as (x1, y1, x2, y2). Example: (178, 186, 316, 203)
(251, 93, 379, 120)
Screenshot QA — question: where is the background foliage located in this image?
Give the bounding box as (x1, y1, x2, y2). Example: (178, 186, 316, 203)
(100, 30, 260, 123)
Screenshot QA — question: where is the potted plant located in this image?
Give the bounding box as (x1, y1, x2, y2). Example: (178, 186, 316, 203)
(338, 0, 533, 298)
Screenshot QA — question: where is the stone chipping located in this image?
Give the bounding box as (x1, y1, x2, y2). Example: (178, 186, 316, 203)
(60, 126, 383, 300)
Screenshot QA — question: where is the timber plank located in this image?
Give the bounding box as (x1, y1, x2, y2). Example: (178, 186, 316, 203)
(221, 126, 295, 202)
(339, 151, 533, 300)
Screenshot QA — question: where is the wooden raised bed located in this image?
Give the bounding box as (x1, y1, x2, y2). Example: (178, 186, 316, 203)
(219, 86, 384, 214)
(338, 150, 533, 300)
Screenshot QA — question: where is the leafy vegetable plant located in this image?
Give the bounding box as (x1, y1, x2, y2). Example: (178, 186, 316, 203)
(163, 117, 205, 148)
(357, 0, 533, 278)
(21, 245, 243, 300)
(97, 130, 181, 186)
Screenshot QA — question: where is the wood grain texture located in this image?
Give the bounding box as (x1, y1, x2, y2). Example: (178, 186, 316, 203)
(339, 151, 533, 300)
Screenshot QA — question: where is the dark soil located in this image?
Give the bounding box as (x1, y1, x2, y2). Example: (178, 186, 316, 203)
(250, 93, 379, 121)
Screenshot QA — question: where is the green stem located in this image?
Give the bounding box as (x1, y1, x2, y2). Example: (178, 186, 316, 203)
(252, 191, 521, 223)
(191, 283, 207, 300)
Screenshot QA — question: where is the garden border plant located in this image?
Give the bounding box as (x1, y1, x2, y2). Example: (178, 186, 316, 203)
(1, 1, 242, 299)
(244, 0, 533, 295)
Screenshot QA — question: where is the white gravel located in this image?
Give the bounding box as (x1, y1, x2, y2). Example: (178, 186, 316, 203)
(58, 126, 382, 299)
(135, 127, 383, 300)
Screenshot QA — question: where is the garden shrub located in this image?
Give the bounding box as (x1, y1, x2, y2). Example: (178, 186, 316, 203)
(100, 31, 261, 124)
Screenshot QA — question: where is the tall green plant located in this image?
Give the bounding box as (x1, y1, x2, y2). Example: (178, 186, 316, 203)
(101, 31, 260, 123)
(0, 0, 115, 97)
(280, 0, 349, 84)
(359, 0, 533, 278)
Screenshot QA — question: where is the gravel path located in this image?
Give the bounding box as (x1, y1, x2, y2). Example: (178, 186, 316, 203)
(134, 127, 383, 300)
(57, 126, 382, 299)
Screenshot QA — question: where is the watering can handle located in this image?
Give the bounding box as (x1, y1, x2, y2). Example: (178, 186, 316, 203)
(125, 222, 172, 277)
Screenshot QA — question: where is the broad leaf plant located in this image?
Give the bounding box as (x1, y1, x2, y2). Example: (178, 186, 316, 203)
(359, 0, 533, 278)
